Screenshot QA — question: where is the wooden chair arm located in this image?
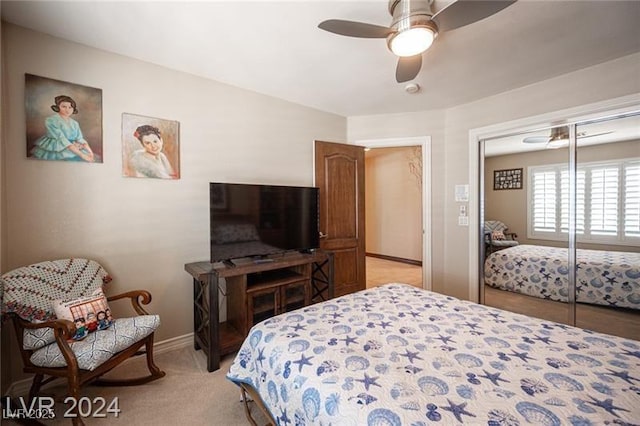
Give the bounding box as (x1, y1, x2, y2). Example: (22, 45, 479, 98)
(18, 316, 76, 337)
(15, 316, 79, 370)
(107, 290, 152, 316)
(49, 321, 80, 371)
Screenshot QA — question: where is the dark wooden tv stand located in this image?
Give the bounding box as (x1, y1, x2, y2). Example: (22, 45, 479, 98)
(184, 250, 334, 372)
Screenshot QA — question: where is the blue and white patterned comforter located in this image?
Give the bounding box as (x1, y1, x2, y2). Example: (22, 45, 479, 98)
(227, 283, 640, 425)
(485, 245, 640, 310)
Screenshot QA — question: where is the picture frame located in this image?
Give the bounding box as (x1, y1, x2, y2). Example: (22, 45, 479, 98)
(25, 74, 103, 163)
(493, 168, 523, 190)
(122, 113, 180, 179)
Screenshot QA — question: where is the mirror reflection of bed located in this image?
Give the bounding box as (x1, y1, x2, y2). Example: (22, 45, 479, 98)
(481, 113, 640, 341)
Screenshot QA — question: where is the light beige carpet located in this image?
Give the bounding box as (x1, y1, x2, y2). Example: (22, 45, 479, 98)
(8, 347, 269, 425)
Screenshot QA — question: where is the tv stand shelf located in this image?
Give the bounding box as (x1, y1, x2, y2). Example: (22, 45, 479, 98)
(247, 269, 305, 291)
(185, 251, 334, 372)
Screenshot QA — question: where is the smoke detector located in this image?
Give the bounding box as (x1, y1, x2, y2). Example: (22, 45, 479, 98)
(404, 83, 420, 94)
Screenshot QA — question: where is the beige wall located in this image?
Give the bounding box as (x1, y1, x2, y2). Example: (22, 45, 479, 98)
(365, 147, 422, 262)
(350, 52, 640, 299)
(1, 23, 346, 385)
(485, 139, 640, 252)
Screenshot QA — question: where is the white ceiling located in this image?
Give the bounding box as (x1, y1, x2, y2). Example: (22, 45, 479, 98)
(2, 1, 640, 117)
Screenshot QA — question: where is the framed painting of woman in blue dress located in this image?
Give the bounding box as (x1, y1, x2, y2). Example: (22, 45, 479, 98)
(121, 113, 180, 180)
(25, 74, 103, 163)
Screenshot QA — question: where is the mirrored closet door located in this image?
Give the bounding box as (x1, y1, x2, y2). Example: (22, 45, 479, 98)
(480, 110, 640, 340)
(574, 114, 640, 339)
(481, 126, 570, 326)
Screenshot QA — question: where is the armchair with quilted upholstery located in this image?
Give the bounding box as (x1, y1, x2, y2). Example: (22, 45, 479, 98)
(0, 258, 165, 425)
(484, 220, 519, 255)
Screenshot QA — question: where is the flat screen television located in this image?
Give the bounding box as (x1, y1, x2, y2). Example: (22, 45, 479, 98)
(210, 182, 319, 264)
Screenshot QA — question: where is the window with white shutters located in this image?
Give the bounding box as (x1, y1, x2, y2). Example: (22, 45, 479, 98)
(625, 162, 640, 237)
(532, 169, 556, 232)
(589, 166, 618, 236)
(528, 158, 639, 244)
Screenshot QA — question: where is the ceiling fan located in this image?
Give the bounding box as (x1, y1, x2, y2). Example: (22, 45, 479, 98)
(523, 126, 615, 148)
(318, 0, 517, 83)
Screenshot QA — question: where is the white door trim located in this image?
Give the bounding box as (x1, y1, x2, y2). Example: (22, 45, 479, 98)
(467, 93, 640, 302)
(355, 136, 432, 291)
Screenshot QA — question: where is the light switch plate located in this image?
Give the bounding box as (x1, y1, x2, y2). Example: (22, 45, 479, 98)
(455, 184, 469, 202)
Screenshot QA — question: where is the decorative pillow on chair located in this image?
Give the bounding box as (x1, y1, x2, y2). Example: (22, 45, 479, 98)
(491, 230, 506, 241)
(52, 288, 114, 341)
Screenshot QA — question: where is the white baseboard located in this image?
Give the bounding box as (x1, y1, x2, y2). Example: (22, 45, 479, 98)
(153, 332, 194, 355)
(5, 332, 195, 398)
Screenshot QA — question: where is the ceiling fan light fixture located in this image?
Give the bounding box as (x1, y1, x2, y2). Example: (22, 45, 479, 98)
(388, 26, 436, 57)
(546, 126, 569, 149)
(318, 0, 516, 82)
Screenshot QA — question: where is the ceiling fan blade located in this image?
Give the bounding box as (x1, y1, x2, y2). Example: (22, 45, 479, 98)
(318, 19, 392, 38)
(523, 136, 549, 144)
(432, 1, 517, 33)
(396, 55, 423, 82)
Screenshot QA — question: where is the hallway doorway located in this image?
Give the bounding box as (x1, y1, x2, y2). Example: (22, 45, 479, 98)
(358, 136, 431, 290)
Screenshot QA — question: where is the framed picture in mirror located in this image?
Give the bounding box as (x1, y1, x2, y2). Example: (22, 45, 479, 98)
(493, 168, 522, 190)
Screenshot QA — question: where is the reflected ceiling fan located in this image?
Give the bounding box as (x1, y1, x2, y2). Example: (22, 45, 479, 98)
(523, 126, 615, 149)
(318, 0, 517, 83)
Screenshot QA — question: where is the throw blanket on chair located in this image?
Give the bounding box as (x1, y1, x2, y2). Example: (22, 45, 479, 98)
(1, 258, 111, 321)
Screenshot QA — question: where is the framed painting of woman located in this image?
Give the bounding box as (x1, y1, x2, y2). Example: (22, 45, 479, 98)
(122, 113, 180, 180)
(25, 74, 103, 163)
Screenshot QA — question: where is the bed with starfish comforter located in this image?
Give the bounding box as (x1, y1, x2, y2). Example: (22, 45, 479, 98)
(484, 245, 640, 310)
(227, 283, 640, 425)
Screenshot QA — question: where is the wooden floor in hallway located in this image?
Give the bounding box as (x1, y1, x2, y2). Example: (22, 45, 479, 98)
(366, 256, 423, 289)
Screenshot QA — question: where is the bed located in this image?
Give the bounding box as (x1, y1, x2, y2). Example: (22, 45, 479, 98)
(484, 244, 640, 310)
(227, 283, 640, 425)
